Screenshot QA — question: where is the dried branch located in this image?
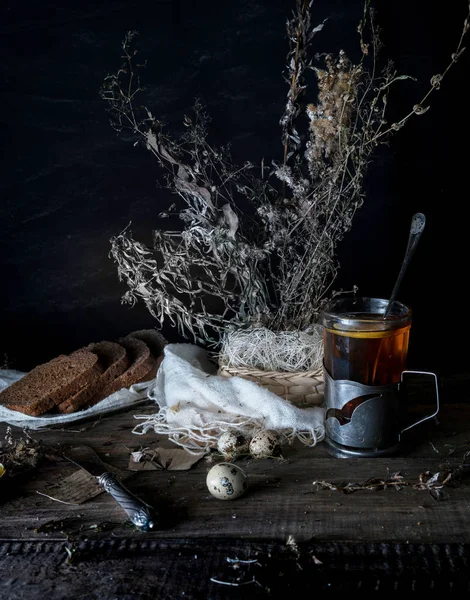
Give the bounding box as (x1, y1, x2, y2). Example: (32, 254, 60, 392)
(313, 459, 470, 501)
(101, 3, 469, 354)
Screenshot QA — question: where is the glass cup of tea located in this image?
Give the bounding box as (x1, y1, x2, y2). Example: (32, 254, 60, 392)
(320, 297, 439, 457)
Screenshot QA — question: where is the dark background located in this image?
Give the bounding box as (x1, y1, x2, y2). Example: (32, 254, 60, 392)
(0, 0, 468, 377)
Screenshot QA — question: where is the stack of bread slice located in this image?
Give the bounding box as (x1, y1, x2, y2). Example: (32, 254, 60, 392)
(0, 329, 167, 417)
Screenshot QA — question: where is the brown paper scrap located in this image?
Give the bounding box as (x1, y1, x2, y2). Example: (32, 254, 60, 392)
(41, 460, 132, 505)
(127, 447, 205, 471)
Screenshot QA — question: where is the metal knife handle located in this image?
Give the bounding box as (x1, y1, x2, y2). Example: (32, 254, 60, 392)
(98, 472, 157, 531)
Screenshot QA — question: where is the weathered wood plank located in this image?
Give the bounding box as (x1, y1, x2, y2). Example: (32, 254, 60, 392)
(1, 400, 470, 544)
(1, 454, 469, 543)
(1, 537, 469, 597)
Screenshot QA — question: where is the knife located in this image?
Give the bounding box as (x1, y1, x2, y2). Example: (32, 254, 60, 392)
(64, 445, 158, 531)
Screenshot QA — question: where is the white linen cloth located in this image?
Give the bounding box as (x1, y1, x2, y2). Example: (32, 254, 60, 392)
(132, 343, 326, 454)
(0, 344, 326, 451)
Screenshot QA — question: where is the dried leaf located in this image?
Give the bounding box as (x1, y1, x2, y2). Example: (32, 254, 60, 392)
(100, 4, 469, 346)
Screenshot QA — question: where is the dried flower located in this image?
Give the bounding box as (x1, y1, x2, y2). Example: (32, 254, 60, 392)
(101, 2, 469, 356)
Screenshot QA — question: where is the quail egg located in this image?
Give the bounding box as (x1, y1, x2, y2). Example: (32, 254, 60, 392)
(217, 430, 250, 459)
(206, 462, 248, 500)
(249, 429, 282, 459)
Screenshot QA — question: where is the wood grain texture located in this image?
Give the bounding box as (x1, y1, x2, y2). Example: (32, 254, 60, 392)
(1, 381, 470, 597)
(1, 538, 468, 597)
(1, 397, 470, 545)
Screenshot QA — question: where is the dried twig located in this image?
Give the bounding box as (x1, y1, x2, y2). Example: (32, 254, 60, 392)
(0, 427, 44, 476)
(313, 460, 470, 501)
(36, 491, 78, 505)
(101, 3, 469, 358)
(210, 576, 260, 587)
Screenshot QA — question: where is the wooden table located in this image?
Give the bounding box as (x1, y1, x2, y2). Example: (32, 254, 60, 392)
(1, 376, 470, 598)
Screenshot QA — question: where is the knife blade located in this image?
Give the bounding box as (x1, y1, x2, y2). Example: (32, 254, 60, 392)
(64, 445, 158, 531)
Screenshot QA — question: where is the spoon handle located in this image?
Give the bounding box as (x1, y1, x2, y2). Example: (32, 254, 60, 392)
(384, 212, 426, 318)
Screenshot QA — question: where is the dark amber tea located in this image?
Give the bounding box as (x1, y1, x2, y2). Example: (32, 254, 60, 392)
(321, 298, 412, 387)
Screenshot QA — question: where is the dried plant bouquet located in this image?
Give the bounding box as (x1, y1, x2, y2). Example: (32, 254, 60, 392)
(101, 1, 468, 376)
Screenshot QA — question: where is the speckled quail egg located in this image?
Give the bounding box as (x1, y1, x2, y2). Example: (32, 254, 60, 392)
(206, 462, 248, 500)
(249, 429, 282, 459)
(217, 430, 250, 459)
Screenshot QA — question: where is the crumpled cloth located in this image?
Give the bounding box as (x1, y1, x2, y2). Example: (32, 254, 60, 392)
(133, 343, 326, 454)
(0, 369, 151, 430)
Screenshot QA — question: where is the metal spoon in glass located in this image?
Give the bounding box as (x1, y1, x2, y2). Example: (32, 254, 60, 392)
(384, 212, 426, 318)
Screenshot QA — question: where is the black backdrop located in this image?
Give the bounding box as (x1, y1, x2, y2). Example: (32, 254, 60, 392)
(1, 0, 468, 377)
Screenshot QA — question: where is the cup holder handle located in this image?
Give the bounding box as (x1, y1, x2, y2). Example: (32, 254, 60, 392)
(398, 370, 440, 440)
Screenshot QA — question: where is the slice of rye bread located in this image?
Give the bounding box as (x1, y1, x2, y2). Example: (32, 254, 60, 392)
(127, 328, 167, 356)
(59, 337, 159, 414)
(56, 340, 130, 414)
(126, 329, 167, 383)
(135, 355, 161, 384)
(0, 350, 101, 417)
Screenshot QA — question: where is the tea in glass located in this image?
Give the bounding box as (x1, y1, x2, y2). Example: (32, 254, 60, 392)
(321, 297, 412, 386)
